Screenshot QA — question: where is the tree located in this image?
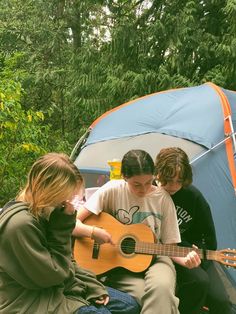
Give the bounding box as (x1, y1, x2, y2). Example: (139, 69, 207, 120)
(0, 78, 45, 205)
(0, 0, 236, 204)
(0, 54, 71, 206)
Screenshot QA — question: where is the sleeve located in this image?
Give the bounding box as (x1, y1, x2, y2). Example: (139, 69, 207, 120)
(195, 191, 217, 250)
(62, 260, 108, 300)
(84, 190, 103, 215)
(84, 181, 112, 215)
(4, 209, 77, 289)
(73, 263, 108, 300)
(160, 194, 181, 244)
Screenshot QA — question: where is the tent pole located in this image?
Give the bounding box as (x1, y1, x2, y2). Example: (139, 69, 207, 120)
(190, 132, 236, 165)
(191, 132, 236, 195)
(70, 128, 91, 161)
(226, 115, 236, 153)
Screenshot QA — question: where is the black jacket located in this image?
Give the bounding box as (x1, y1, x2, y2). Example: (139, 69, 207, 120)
(171, 185, 217, 251)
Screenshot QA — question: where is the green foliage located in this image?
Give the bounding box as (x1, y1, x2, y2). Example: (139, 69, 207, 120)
(0, 0, 236, 204)
(0, 77, 71, 206)
(0, 80, 44, 205)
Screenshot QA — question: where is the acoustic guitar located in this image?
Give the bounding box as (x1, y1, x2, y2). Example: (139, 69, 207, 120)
(73, 212, 236, 275)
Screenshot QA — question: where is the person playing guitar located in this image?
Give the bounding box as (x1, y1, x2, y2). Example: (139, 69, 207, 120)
(73, 149, 201, 314)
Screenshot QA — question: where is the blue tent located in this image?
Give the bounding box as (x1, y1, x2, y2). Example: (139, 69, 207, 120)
(72, 82, 236, 307)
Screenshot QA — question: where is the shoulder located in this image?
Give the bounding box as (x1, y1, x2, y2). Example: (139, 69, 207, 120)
(150, 186, 175, 209)
(180, 185, 210, 209)
(177, 185, 203, 198)
(86, 180, 127, 204)
(187, 185, 208, 202)
(1, 203, 39, 239)
(98, 179, 127, 193)
(6, 210, 36, 233)
(151, 186, 172, 198)
(187, 185, 202, 194)
(107, 179, 126, 188)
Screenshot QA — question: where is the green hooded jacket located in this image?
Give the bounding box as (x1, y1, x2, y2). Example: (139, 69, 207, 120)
(0, 201, 107, 314)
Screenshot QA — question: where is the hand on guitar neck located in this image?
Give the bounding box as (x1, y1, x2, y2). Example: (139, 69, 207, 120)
(172, 244, 201, 269)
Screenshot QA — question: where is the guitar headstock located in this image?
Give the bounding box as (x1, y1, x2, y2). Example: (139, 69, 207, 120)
(215, 248, 236, 268)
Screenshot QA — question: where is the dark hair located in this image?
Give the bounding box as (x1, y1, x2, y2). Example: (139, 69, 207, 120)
(154, 147, 192, 187)
(121, 150, 154, 178)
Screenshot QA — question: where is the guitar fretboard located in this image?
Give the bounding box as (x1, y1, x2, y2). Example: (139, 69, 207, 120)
(135, 242, 217, 261)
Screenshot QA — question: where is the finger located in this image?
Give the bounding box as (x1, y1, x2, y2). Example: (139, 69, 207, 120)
(186, 253, 201, 268)
(108, 236, 115, 245)
(95, 295, 109, 305)
(104, 295, 109, 305)
(189, 251, 200, 262)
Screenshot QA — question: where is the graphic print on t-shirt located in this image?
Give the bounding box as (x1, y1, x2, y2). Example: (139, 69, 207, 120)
(115, 206, 162, 236)
(176, 205, 193, 233)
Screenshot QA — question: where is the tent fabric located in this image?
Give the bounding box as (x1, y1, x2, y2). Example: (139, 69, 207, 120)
(76, 133, 206, 171)
(72, 82, 236, 308)
(87, 84, 227, 149)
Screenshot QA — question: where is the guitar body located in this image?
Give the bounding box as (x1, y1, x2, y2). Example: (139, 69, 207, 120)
(74, 212, 155, 275)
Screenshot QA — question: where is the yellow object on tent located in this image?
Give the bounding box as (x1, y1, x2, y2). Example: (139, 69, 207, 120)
(107, 159, 121, 180)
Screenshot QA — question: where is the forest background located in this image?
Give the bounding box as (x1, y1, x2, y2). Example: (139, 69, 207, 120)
(1, 0, 236, 206)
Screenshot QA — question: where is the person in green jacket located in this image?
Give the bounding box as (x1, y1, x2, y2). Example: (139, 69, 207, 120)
(0, 152, 140, 314)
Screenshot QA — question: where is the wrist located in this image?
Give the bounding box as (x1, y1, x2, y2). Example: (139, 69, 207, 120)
(90, 226, 96, 239)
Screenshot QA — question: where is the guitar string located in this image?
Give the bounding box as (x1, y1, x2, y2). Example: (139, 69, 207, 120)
(92, 243, 236, 262)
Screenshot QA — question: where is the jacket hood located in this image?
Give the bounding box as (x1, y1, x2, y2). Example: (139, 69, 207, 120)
(0, 201, 28, 235)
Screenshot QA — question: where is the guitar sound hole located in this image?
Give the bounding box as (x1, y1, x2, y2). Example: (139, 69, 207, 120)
(121, 237, 135, 255)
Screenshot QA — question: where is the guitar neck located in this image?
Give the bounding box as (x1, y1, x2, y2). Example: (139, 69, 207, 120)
(135, 242, 217, 261)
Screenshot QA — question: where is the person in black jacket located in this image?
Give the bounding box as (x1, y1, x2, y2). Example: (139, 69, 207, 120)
(154, 147, 232, 314)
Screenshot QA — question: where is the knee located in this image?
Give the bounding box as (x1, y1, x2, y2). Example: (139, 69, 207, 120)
(186, 268, 210, 292)
(146, 279, 175, 299)
(145, 268, 176, 298)
(176, 268, 210, 299)
(195, 272, 209, 291)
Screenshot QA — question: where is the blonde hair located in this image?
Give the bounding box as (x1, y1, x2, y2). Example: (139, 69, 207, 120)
(154, 147, 192, 187)
(17, 153, 83, 217)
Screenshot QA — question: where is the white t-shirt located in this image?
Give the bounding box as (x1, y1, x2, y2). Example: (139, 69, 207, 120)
(85, 180, 181, 244)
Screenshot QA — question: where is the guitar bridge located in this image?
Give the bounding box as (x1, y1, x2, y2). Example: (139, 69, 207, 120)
(92, 242, 100, 259)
